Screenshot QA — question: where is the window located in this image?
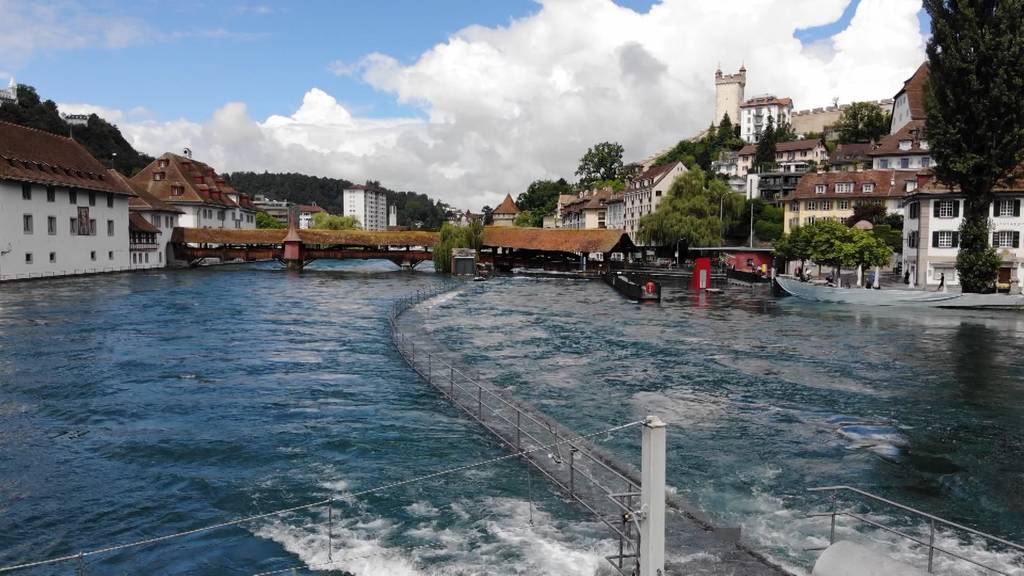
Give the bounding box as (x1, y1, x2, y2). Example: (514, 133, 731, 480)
(21, 183, 31, 200)
(154, 172, 165, 181)
(47, 216, 56, 235)
(838, 200, 850, 210)
(46, 186, 55, 202)
(132, 253, 137, 264)
(159, 253, 163, 263)
(935, 231, 956, 248)
(898, 140, 912, 151)
(993, 231, 1020, 248)
(920, 140, 930, 150)
(89, 192, 96, 206)
(158, 158, 169, 168)
(821, 200, 833, 210)
(25, 253, 32, 264)
(907, 230, 918, 248)
(899, 158, 910, 169)
(790, 201, 799, 211)
(836, 182, 853, 194)
(908, 202, 919, 220)
(107, 193, 114, 208)
(69, 189, 78, 204)
(862, 183, 875, 193)
(997, 199, 1020, 217)
(107, 220, 114, 236)
(171, 185, 184, 196)
(90, 251, 96, 261)
(145, 253, 149, 263)
(878, 159, 890, 169)
(936, 200, 958, 218)
(49, 252, 56, 263)
(89, 219, 97, 236)
(23, 214, 32, 234)
(108, 251, 114, 260)
(815, 184, 826, 194)
(805, 215, 817, 225)
(905, 180, 917, 192)
(921, 157, 931, 168)
(70, 218, 77, 235)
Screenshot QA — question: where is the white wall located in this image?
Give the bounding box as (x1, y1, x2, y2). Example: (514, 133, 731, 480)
(343, 188, 388, 230)
(134, 209, 180, 269)
(0, 181, 130, 280)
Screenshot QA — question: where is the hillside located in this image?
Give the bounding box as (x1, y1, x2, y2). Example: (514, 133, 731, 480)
(226, 172, 452, 229)
(0, 85, 154, 175)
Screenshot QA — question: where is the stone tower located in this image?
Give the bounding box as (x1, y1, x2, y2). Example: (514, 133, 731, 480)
(714, 65, 745, 126)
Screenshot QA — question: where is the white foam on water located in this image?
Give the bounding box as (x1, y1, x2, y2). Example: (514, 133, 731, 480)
(254, 495, 618, 575)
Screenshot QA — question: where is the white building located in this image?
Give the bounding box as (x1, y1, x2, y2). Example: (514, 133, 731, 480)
(491, 194, 520, 227)
(623, 161, 687, 240)
(734, 139, 828, 178)
(903, 174, 1024, 289)
(296, 204, 325, 229)
(389, 205, 398, 227)
(130, 153, 257, 230)
(343, 185, 388, 230)
(605, 192, 625, 230)
(871, 63, 934, 172)
(739, 95, 794, 143)
(0, 121, 134, 281)
(0, 77, 16, 105)
(889, 63, 928, 135)
(560, 187, 614, 230)
(108, 170, 184, 268)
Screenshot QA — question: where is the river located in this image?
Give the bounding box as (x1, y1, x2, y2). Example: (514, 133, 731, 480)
(0, 263, 1021, 575)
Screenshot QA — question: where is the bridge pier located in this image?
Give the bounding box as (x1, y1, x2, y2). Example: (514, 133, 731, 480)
(282, 207, 305, 271)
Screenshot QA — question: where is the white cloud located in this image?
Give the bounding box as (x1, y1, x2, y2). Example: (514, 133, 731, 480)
(104, 0, 926, 210)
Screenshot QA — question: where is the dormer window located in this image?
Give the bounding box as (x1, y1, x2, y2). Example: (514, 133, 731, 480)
(815, 184, 826, 194)
(835, 182, 854, 194)
(898, 140, 912, 151)
(158, 159, 169, 168)
(862, 183, 875, 193)
(171, 185, 184, 196)
(920, 140, 929, 150)
(153, 171, 165, 181)
(905, 180, 917, 192)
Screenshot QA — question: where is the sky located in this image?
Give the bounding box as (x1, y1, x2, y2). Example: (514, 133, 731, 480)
(0, 0, 930, 210)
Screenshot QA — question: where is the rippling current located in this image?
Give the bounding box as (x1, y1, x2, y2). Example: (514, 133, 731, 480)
(1, 263, 1022, 575)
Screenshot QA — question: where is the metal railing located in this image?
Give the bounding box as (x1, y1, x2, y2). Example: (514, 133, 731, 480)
(389, 288, 645, 576)
(808, 485, 1024, 575)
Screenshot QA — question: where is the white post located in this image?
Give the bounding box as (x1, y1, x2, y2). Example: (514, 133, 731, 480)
(640, 416, 666, 576)
(856, 265, 863, 287)
(873, 266, 881, 289)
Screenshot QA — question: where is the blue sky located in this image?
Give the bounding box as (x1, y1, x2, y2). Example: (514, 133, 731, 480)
(5, 0, 925, 123)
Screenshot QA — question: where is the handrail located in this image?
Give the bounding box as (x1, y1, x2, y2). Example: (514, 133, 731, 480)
(808, 485, 1023, 575)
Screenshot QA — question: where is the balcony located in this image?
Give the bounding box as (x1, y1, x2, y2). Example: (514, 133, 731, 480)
(130, 242, 158, 252)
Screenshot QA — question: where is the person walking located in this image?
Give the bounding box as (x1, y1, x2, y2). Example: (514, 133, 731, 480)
(938, 272, 946, 292)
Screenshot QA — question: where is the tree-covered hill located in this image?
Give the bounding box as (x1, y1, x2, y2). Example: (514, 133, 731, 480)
(225, 171, 452, 230)
(0, 85, 154, 175)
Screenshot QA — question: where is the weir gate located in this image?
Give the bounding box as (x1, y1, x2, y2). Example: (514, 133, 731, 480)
(389, 288, 788, 576)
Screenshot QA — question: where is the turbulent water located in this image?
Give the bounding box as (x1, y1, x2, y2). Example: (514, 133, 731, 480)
(0, 263, 1021, 575)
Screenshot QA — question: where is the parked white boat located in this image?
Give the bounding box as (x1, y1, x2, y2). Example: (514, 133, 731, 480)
(775, 275, 1024, 309)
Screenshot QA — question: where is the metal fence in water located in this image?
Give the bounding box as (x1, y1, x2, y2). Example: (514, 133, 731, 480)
(389, 287, 646, 576)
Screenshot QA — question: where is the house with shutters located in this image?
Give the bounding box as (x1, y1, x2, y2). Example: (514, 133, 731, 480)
(129, 153, 257, 230)
(784, 170, 903, 235)
(902, 171, 1024, 289)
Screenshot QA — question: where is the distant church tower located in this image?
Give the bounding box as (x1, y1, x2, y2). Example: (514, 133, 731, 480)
(714, 65, 745, 126)
(0, 77, 18, 105)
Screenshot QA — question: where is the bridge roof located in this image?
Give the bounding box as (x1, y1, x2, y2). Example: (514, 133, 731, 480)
(482, 226, 634, 253)
(171, 227, 440, 247)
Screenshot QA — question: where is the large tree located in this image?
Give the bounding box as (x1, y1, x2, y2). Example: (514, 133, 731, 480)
(835, 102, 890, 143)
(575, 142, 625, 189)
(924, 0, 1024, 292)
(516, 178, 571, 227)
(637, 168, 744, 247)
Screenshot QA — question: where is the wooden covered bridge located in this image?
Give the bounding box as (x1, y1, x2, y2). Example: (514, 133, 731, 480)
(170, 226, 635, 271)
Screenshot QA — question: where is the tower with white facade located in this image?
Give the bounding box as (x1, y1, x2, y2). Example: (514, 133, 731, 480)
(343, 185, 388, 230)
(0, 77, 18, 105)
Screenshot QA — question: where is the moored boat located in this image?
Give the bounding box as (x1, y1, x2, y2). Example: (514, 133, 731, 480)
(775, 275, 1024, 309)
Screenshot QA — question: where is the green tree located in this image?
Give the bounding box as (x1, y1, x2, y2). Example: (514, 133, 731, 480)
(575, 142, 625, 189)
(806, 219, 857, 280)
(844, 203, 888, 226)
(255, 211, 285, 229)
(433, 221, 483, 273)
(311, 212, 361, 230)
(637, 168, 744, 247)
(754, 116, 777, 169)
(774, 225, 813, 274)
(924, 0, 1024, 292)
(516, 178, 571, 226)
(849, 227, 894, 285)
(717, 113, 736, 143)
(513, 211, 534, 227)
(481, 205, 494, 225)
(775, 118, 797, 142)
(753, 201, 784, 241)
(835, 102, 890, 143)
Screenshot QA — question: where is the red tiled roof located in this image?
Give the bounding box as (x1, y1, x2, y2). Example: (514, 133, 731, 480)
(130, 153, 251, 209)
(296, 204, 325, 213)
(870, 120, 930, 156)
(896, 62, 929, 121)
(912, 166, 1024, 197)
(173, 228, 440, 247)
(740, 96, 793, 108)
(830, 142, 876, 164)
(738, 139, 822, 157)
(0, 121, 135, 196)
(129, 212, 160, 234)
(109, 170, 185, 213)
(493, 193, 520, 215)
(791, 170, 907, 200)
